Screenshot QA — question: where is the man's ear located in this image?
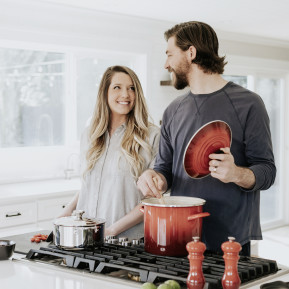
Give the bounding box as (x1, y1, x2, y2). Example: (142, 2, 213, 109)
(187, 46, 197, 61)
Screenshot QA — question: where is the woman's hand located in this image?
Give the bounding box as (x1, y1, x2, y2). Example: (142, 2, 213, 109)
(105, 226, 117, 237)
(56, 191, 79, 218)
(104, 203, 144, 237)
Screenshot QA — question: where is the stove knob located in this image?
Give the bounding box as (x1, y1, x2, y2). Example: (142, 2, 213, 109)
(105, 235, 117, 242)
(119, 237, 128, 243)
(132, 239, 140, 246)
(111, 239, 119, 245)
(124, 241, 132, 247)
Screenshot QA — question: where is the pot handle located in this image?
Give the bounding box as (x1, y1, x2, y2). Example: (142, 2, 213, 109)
(188, 212, 210, 221)
(139, 206, 144, 214)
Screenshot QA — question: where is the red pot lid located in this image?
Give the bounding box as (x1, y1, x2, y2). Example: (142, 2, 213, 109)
(183, 120, 232, 179)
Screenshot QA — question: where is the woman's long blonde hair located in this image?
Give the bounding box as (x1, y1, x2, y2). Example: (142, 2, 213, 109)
(85, 65, 153, 179)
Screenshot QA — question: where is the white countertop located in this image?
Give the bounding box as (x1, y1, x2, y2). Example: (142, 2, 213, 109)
(0, 253, 140, 289)
(0, 178, 81, 202)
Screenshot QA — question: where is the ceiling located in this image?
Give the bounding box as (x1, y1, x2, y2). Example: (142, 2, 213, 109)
(41, 0, 289, 44)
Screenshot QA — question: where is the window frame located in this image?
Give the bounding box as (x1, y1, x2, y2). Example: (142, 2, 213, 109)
(0, 40, 147, 183)
(224, 54, 288, 229)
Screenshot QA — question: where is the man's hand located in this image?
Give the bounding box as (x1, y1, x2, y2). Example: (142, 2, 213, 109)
(209, 147, 238, 183)
(137, 169, 167, 198)
(209, 147, 255, 189)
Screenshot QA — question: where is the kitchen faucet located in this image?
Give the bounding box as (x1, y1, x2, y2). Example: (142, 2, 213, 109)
(64, 153, 80, 179)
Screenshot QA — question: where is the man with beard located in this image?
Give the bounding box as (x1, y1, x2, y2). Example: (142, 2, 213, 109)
(137, 21, 276, 256)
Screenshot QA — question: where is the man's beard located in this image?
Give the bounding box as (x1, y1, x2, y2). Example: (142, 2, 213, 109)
(172, 70, 188, 90)
(170, 63, 189, 90)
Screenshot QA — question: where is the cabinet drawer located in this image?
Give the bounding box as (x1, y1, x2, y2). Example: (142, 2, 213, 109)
(37, 196, 72, 221)
(0, 202, 37, 228)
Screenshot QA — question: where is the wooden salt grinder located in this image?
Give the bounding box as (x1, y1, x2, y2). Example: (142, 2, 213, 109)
(186, 236, 206, 289)
(222, 237, 242, 289)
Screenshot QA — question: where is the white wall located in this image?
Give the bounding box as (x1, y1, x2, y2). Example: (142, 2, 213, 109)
(1, 0, 289, 125)
(1, 0, 289, 187)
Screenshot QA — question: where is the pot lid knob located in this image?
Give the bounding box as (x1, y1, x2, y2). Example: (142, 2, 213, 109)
(74, 210, 85, 221)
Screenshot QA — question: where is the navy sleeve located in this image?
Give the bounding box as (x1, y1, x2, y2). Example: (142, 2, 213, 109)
(241, 95, 276, 192)
(154, 110, 174, 189)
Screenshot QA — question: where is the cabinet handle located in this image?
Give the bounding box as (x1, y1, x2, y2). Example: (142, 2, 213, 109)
(62, 205, 66, 208)
(6, 212, 22, 218)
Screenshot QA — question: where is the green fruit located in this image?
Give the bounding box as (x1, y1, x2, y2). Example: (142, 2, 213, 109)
(164, 280, 181, 289)
(157, 284, 172, 289)
(141, 282, 157, 289)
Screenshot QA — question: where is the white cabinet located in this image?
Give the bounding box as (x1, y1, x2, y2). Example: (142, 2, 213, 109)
(0, 179, 79, 236)
(37, 196, 72, 221)
(0, 202, 37, 228)
(0, 194, 74, 235)
(37, 195, 74, 231)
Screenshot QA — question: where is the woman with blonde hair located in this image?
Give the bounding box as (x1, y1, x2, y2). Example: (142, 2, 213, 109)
(60, 65, 160, 239)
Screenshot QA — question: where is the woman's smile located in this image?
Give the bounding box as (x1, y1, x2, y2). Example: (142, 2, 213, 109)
(108, 72, 135, 119)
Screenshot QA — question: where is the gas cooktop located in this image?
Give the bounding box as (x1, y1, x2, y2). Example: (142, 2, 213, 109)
(15, 240, 287, 289)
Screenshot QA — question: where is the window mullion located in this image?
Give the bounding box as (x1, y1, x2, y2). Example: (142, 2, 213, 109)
(64, 52, 77, 146)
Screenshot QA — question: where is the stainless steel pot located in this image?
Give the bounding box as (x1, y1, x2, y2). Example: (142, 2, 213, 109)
(53, 210, 105, 250)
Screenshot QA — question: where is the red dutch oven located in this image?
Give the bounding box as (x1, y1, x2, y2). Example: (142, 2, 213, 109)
(140, 196, 210, 256)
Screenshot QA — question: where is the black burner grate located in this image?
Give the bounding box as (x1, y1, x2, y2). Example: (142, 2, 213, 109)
(25, 243, 279, 289)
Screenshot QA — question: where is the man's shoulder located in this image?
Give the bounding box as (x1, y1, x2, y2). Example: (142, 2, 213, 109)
(225, 82, 267, 113)
(225, 82, 261, 100)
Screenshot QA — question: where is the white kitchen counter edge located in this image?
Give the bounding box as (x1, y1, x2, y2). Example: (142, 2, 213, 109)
(0, 253, 140, 289)
(0, 178, 81, 202)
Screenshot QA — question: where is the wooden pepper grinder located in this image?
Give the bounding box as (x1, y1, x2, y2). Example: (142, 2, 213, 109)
(186, 236, 206, 289)
(221, 237, 241, 289)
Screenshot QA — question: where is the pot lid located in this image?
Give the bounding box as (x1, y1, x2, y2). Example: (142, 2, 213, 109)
(53, 210, 105, 227)
(141, 196, 206, 207)
(183, 120, 232, 179)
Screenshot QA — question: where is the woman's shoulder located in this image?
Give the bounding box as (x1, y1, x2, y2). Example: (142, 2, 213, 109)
(147, 123, 160, 146)
(148, 123, 160, 136)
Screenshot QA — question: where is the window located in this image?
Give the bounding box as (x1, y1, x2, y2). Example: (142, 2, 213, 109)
(223, 75, 247, 88)
(223, 74, 283, 226)
(255, 77, 283, 224)
(0, 48, 65, 147)
(0, 44, 145, 182)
